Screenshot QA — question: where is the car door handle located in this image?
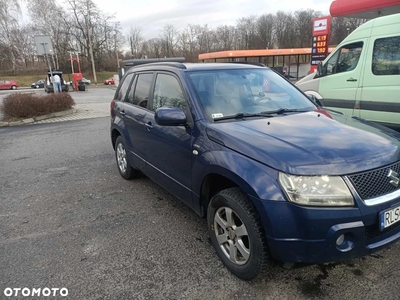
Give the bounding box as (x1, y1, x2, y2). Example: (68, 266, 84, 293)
(145, 122, 153, 130)
(120, 110, 126, 117)
(347, 78, 357, 82)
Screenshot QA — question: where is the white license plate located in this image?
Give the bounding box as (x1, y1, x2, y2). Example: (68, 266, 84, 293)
(380, 205, 400, 231)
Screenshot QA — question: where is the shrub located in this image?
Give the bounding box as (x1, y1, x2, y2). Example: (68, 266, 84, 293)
(0, 93, 75, 120)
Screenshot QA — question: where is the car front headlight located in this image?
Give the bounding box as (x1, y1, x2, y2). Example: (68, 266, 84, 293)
(279, 173, 354, 207)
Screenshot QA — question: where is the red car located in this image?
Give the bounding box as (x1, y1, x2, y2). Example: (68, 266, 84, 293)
(104, 77, 115, 85)
(0, 80, 18, 90)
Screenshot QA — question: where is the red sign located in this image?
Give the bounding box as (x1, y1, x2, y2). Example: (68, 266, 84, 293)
(310, 16, 331, 73)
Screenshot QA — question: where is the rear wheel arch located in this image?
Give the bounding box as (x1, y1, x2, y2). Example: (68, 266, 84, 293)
(111, 128, 122, 149)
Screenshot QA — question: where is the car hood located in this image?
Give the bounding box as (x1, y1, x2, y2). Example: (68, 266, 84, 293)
(206, 110, 400, 175)
(296, 71, 316, 86)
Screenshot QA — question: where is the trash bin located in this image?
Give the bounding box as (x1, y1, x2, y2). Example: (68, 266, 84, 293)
(78, 83, 86, 91)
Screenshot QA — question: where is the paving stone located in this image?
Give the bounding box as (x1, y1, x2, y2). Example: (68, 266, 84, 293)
(22, 118, 35, 124)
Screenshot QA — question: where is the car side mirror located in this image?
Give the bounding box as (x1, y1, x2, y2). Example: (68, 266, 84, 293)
(317, 62, 326, 77)
(307, 94, 323, 107)
(155, 107, 187, 126)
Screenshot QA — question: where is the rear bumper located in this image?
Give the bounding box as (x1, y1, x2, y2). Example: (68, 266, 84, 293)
(250, 195, 400, 263)
(45, 85, 69, 92)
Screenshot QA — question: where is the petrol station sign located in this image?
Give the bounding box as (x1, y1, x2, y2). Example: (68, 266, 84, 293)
(310, 16, 331, 73)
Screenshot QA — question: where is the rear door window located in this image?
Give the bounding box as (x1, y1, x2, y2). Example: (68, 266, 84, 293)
(129, 73, 153, 108)
(116, 73, 134, 101)
(372, 36, 400, 75)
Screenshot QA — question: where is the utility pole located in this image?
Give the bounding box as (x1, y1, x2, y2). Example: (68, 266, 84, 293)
(41, 43, 57, 93)
(76, 52, 81, 73)
(115, 24, 120, 68)
(130, 36, 134, 58)
(68, 51, 75, 73)
(86, 1, 97, 85)
(55, 53, 60, 69)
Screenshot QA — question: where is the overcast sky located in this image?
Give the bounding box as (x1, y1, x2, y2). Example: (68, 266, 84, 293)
(93, 0, 333, 39)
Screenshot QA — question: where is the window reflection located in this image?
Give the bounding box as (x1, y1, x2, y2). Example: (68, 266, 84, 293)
(117, 73, 134, 101)
(373, 36, 400, 76)
(153, 74, 187, 111)
(128, 73, 153, 108)
(189, 69, 315, 119)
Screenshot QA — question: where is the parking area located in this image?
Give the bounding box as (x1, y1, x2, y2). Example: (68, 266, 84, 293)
(0, 116, 399, 299)
(0, 87, 115, 123)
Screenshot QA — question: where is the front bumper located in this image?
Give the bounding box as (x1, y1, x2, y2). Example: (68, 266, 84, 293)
(250, 195, 400, 264)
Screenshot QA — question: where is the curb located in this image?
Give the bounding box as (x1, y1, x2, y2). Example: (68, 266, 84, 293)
(0, 108, 76, 127)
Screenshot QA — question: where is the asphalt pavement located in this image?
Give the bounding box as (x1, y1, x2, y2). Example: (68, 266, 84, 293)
(0, 117, 399, 299)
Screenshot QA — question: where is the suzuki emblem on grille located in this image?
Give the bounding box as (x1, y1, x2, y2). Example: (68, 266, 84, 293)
(387, 169, 399, 187)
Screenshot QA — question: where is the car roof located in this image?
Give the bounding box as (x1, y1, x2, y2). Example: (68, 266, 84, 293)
(183, 63, 264, 71)
(127, 62, 265, 73)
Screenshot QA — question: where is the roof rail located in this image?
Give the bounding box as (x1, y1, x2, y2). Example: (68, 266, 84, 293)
(134, 62, 187, 69)
(224, 61, 266, 67)
(123, 57, 186, 69)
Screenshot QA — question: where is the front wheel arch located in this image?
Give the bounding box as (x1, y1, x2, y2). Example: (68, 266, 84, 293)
(199, 171, 259, 218)
(207, 187, 269, 280)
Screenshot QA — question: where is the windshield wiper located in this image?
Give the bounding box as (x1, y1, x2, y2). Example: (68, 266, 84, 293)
(213, 112, 274, 121)
(260, 108, 310, 115)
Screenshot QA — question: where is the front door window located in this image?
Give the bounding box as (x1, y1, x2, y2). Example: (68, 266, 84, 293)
(325, 42, 363, 75)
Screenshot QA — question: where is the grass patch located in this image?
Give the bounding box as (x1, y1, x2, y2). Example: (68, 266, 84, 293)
(0, 75, 47, 87)
(0, 93, 75, 120)
(0, 72, 116, 87)
(89, 72, 115, 83)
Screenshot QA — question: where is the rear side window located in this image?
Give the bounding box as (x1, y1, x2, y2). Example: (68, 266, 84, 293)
(129, 73, 153, 108)
(152, 74, 186, 111)
(116, 73, 134, 101)
(372, 36, 400, 76)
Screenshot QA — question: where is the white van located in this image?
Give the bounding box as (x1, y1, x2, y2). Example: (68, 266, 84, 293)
(296, 13, 400, 129)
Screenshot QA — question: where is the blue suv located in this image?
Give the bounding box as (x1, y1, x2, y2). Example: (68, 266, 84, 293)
(110, 62, 400, 280)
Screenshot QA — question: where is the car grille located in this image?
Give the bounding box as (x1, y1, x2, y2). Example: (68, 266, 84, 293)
(347, 161, 400, 200)
(365, 221, 400, 242)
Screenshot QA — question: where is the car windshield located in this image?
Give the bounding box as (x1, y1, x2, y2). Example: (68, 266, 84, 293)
(188, 68, 316, 120)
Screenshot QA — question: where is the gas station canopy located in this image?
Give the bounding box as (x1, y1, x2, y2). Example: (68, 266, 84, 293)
(330, 0, 400, 18)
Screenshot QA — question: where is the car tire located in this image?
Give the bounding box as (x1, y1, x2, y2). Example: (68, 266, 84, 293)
(108, 82, 112, 85)
(207, 187, 269, 281)
(36, 85, 39, 89)
(11, 85, 16, 90)
(115, 136, 140, 180)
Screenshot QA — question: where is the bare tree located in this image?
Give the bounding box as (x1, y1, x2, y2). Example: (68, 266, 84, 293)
(161, 24, 179, 56)
(330, 17, 369, 45)
(257, 14, 276, 49)
(274, 11, 297, 48)
(295, 9, 321, 47)
(214, 25, 236, 51)
(0, 0, 21, 74)
(145, 38, 162, 58)
(127, 26, 142, 58)
(236, 16, 258, 49)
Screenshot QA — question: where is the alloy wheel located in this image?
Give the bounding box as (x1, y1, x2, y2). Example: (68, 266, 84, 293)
(116, 143, 127, 173)
(214, 206, 250, 265)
